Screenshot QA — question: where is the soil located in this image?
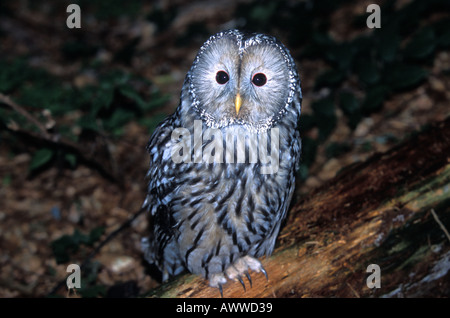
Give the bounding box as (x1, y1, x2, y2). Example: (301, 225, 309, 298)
(0, 0, 448, 297)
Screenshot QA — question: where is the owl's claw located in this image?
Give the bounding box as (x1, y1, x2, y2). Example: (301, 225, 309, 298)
(208, 256, 267, 296)
(260, 265, 269, 281)
(209, 273, 227, 297)
(225, 256, 267, 289)
(244, 271, 252, 288)
(237, 276, 246, 291)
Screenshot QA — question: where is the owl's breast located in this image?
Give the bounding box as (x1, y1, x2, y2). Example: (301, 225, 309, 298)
(169, 148, 295, 277)
(150, 114, 299, 277)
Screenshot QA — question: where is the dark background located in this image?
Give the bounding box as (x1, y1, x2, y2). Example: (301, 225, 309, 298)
(0, 0, 449, 297)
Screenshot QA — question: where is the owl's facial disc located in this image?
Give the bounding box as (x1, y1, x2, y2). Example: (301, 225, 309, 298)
(189, 31, 297, 130)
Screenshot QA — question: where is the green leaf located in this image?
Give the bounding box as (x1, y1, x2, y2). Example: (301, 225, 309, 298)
(383, 63, 427, 90)
(146, 6, 178, 33)
(71, 229, 90, 245)
(433, 18, 450, 48)
(83, 261, 102, 284)
(29, 148, 54, 172)
(299, 136, 318, 168)
(88, 227, 105, 246)
(139, 113, 168, 135)
(299, 114, 316, 133)
(325, 43, 355, 71)
(119, 86, 169, 112)
(312, 31, 335, 48)
(249, 1, 278, 25)
(339, 92, 362, 129)
(311, 98, 336, 141)
(302, 32, 336, 58)
(314, 69, 345, 89)
(438, 31, 450, 47)
(402, 27, 436, 60)
(114, 37, 140, 65)
(146, 92, 171, 111)
(61, 41, 98, 59)
(91, 0, 141, 20)
(51, 233, 81, 264)
(376, 27, 400, 63)
(77, 115, 99, 131)
(92, 86, 114, 114)
(361, 141, 373, 152)
(17, 80, 70, 116)
(339, 92, 360, 116)
(355, 59, 380, 85)
(64, 153, 77, 168)
(103, 108, 135, 135)
(311, 97, 335, 117)
(0, 59, 28, 93)
(119, 86, 146, 109)
(349, 35, 373, 55)
(297, 165, 310, 181)
(325, 142, 351, 159)
(361, 85, 389, 114)
(51, 228, 100, 264)
(78, 285, 107, 298)
(2, 174, 11, 186)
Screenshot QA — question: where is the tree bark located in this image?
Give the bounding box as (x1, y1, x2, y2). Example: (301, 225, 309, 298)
(149, 118, 450, 298)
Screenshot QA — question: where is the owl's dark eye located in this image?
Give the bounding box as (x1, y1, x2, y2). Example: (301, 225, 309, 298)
(252, 73, 267, 87)
(216, 71, 229, 85)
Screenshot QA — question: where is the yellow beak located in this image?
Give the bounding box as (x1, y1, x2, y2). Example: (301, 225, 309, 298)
(235, 93, 242, 114)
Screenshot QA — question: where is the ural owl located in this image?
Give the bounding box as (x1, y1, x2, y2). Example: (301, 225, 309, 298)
(141, 29, 302, 295)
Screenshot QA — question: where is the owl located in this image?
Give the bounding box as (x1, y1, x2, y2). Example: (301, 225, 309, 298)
(141, 29, 302, 295)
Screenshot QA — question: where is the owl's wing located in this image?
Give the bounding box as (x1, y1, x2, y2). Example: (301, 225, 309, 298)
(142, 114, 188, 276)
(142, 115, 180, 215)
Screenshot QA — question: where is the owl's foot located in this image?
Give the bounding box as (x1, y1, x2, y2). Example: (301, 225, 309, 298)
(225, 256, 268, 288)
(209, 256, 268, 297)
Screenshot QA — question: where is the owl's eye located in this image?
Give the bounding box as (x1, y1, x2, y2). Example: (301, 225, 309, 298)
(252, 73, 267, 87)
(215, 71, 229, 85)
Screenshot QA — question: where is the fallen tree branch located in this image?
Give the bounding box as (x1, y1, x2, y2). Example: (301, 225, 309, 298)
(0, 93, 51, 138)
(149, 117, 450, 298)
(0, 93, 119, 183)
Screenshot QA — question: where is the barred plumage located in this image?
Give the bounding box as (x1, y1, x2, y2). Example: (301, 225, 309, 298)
(141, 30, 302, 291)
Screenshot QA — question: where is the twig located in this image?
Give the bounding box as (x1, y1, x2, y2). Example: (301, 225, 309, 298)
(0, 93, 50, 138)
(430, 209, 450, 243)
(47, 206, 147, 296)
(0, 93, 119, 182)
(0, 96, 145, 296)
(346, 282, 361, 298)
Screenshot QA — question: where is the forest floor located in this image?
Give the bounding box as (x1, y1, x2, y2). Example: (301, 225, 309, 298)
(0, 0, 449, 297)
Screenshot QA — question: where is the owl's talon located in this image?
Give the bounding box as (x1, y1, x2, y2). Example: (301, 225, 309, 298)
(218, 284, 224, 298)
(209, 273, 227, 290)
(237, 276, 246, 291)
(260, 266, 269, 281)
(220, 255, 266, 290)
(244, 271, 252, 288)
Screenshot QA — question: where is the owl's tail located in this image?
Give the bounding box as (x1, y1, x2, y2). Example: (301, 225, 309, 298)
(140, 237, 155, 263)
(141, 235, 186, 282)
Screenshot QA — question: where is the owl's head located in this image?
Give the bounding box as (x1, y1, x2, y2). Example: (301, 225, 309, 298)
(186, 30, 301, 131)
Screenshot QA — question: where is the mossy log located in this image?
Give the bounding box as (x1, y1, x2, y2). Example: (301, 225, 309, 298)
(149, 118, 450, 298)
